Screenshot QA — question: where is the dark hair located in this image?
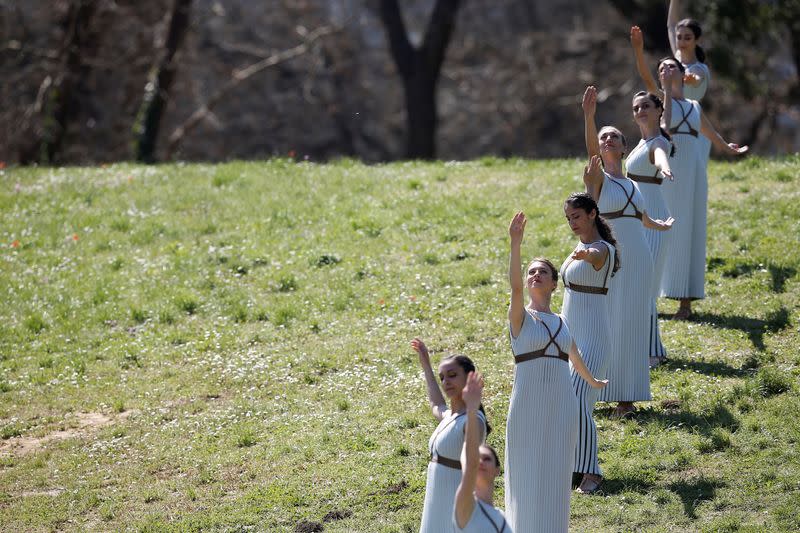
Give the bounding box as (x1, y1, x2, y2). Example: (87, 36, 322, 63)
(527, 257, 559, 284)
(676, 18, 705, 63)
(442, 355, 492, 434)
(632, 91, 676, 156)
(563, 192, 621, 274)
(481, 444, 501, 468)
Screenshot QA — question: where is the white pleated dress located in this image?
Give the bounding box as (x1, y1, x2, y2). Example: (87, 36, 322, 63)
(596, 174, 653, 403)
(626, 137, 673, 359)
(506, 311, 577, 533)
(660, 98, 705, 299)
(560, 240, 615, 476)
(453, 499, 511, 533)
(420, 410, 486, 533)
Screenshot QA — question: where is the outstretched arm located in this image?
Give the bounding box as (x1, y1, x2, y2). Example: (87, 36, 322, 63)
(631, 26, 660, 94)
(411, 338, 447, 420)
(571, 242, 609, 271)
(700, 112, 749, 155)
(508, 212, 527, 338)
(642, 210, 675, 231)
(667, 0, 680, 57)
(582, 86, 601, 160)
(568, 342, 609, 389)
(454, 371, 483, 529)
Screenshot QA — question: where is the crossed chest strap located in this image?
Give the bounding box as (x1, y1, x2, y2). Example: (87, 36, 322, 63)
(514, 316, 569, 364)
(600, 178, 642, 220)
(669, 98, 699, 137)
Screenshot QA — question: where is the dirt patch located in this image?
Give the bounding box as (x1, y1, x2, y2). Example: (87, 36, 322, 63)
(0, 411, 133, 458)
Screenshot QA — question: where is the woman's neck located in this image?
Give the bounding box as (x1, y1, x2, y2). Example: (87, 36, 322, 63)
(475, 481, 494, 505)
(527, 293, 553, 314)
(641, 122, 661, 140)
(449, 397, 466, 414)
(670, 84, 684, 99)
(579, 227, 602, 244)
(601, 156, 624, 178)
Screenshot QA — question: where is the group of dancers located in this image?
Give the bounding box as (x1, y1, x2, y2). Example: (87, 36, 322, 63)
(410, 3, 747, 532)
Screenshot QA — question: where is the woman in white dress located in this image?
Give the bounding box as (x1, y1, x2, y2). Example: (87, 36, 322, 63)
(626, 88, 677, 367)
(561, 192, 619, 494)
(582, 89, 675, 418)
(412, 338, 487, 533)
(631, 28, 747, 319)
(506, 211, 608, 532)
(453, 371, 511, 533)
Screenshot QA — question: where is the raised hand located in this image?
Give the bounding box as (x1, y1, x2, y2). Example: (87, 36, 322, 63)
(582, 86, 597, 117)
(630, 25, 644, 51)
(509, 211, 527, 244)
(411, 338, 431, 367)
(583, 154, 604, 187)
(461, 371, 484, 412)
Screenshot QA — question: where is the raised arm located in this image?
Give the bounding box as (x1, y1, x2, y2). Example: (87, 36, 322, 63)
(651, 137, 674, 181)
(700, 112, 749, 155)
(631, 26, 660, 94)
(582, 86, 601, 160)
(571, 242, 609, 271)
(667, 0, 680, 57)
(583, 155, 604, 203)
(508, 212, 526, 338)
(411, 338, 447, 420)
(454, 371, 484, 529)
(660, 69, 673, 130)
(568, 342, 609, 389)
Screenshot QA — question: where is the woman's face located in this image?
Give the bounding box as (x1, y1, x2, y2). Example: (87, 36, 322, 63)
(438, 360, 467, 399)
(477, 445, 501, 481)
(632, 95, 659, 127)
(676, 26, 697, 53)
(526, 261, 557, 294)
(598, 127, 625, 159)
(564, 204, 595, 236)
(658, 60, 682, 88)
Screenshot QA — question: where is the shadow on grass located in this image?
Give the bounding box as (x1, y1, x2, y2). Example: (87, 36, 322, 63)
(707, 258, 797, 293)
(660, 357, 749, 378)
(667, 477, 723, 519)
(638, 402, 740, 434)
(599, 473, 657, 496)
(680, 307, 791, 351)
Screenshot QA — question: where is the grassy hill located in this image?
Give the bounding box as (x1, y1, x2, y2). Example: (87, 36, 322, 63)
(1, 157, 798, 532)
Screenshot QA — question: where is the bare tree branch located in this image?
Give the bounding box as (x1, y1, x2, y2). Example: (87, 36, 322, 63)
(165, 25, 336, 157)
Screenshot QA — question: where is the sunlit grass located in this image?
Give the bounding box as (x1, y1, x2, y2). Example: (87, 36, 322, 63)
(0, 156, 798, 531)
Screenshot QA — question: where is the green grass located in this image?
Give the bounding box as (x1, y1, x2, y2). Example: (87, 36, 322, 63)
(0, 156, 799, 531)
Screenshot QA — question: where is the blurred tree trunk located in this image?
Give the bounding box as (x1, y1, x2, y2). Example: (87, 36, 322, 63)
(378, 0, 462, 159)
(134, 0, 193, 163)
(19, 0, 97, 164)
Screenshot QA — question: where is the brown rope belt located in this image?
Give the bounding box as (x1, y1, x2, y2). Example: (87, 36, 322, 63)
(566, 283, 608, 295)
(430, 453, 461, 470)
(514, 350, 569, 365)
(627, 172, 662, 185)
(600, 210, 642, 220)
(669, 127, 698, 137)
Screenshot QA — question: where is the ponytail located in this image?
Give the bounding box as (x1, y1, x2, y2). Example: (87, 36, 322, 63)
(695, 44, 706, 63)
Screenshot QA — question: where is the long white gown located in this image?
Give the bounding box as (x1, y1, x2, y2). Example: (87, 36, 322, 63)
(626, 137, 672, 359)
(506, 310, 577, 533)
(596, 174, 653, 403)
(560, 240, 615, 476)
(420, 409, 486, 533)
(661, 98, 705, 299)
(452, 498, 512, 532)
